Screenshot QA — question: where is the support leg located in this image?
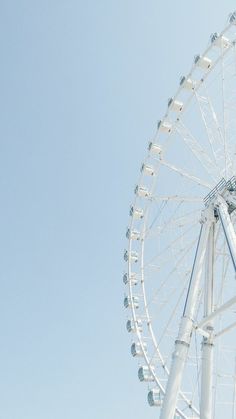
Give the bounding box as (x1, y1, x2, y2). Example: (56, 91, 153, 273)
(160, 221, 210, 419)
(218, 196, 236, 271)
(200, 224, 214, 419)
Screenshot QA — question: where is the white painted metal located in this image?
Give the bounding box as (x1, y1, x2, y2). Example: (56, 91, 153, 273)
(194, 92, 224, 167)
(151, 195, 203, 202)
(211, 33, 231, 48)
(194, 55, 212, 69)
(129, 206, 144, 219)
(124, 249, 138, 263)
(148, 388, 162, 406)
(126, 228, 141, 240)
(123, 272, 138, 286)
(124, 13, 236, 419)
(200, 340, 214, 418)
(158, 120, 172, 133)
(200, 224, 215, 419)
(124, 295, 139, 309)
(217, 195, 236, 271)
(194, 325, 210, 339)
(158, 158, 212, 189)
(198, 294, 236, 329)
(131, 341, 147, 357)
(148, 142, 162, 155)
(135, 185, 150, 198)
(214, 321, 236, 339)
(180, 76, 196, 90)
(168, 98, 183, 112)
(160, 221, 210, 419)
(175, 119, 218, 182)
(138, 365, 155, 382)
(141, 163, 155, 176)
(126, 319, 142, 333)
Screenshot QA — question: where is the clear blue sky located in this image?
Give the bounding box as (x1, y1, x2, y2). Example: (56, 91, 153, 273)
(0, 1, 235, 418)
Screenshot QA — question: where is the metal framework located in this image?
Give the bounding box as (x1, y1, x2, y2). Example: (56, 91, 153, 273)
(161, 178, 236, 418)
(124, 12, 236, 419)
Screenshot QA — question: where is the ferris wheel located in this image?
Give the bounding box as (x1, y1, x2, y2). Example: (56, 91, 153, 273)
(124, 12, 236, 419)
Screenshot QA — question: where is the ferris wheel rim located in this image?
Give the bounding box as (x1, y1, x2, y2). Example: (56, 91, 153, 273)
(124, 13, 236, 418)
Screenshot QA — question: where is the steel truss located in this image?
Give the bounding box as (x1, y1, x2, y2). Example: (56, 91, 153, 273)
(160, 179, 236, 419)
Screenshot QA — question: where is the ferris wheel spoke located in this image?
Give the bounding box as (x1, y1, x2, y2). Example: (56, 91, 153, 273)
(148, 215, 199, 238)
(145, 201, 199, 236)
(146, 208, 200, 238)
(198, 295, 236, 329)
(175, 119, 219, 182)
(157, 157, 212, 189)
(146, 239, 197, 307)
(220, 51, 231, 179)
(157, 282, 190, 346)
(125, 15, 236, 418)
(194, 91, 224, 166)
(150, 194, 202, 203)
(144, 222, 198, 267)
(214, 321, 236, 339)
(148, 243, 194, 272)
(215, 244, 230, 309)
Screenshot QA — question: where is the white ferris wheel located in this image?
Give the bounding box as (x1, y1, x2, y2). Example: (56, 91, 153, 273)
(124, 12, 236, 419)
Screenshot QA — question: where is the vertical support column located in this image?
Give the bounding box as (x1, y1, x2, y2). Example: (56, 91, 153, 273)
(218, 196, 236, 271)
(160, 221, 211, 419)
(200, 223, 214, 419)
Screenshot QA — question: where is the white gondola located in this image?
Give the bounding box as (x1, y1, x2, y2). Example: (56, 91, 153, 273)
(123, 250, 138, 263)
(194, 54, 212, 69)
(141, 163, 155, 176)
(129, 206, 144, 219)
(126, 228, 141, 240)
(126, 319, 142, 333)
(124, 296, 139, 309)
(168, 98, 183, 112)
(157, 120, 172, 133)
(135, 185, 150, 198)
(179, 76, 196, 90)
(131, 341, 147, 357)
(210, 32, 230, 48)
(148, 142, 162, 155)
(123, 272, 138, 286)
(148, 389, 162, 407)
(138, 365, 155, 382)
(229, 11, 236, 23)
(124, 13, 236, 419)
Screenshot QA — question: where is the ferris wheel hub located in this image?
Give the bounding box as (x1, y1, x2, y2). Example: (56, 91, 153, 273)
(204, 176, 236, 210)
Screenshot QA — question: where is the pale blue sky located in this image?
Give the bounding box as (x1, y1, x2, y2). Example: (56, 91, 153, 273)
(0, 1, 235, 419)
